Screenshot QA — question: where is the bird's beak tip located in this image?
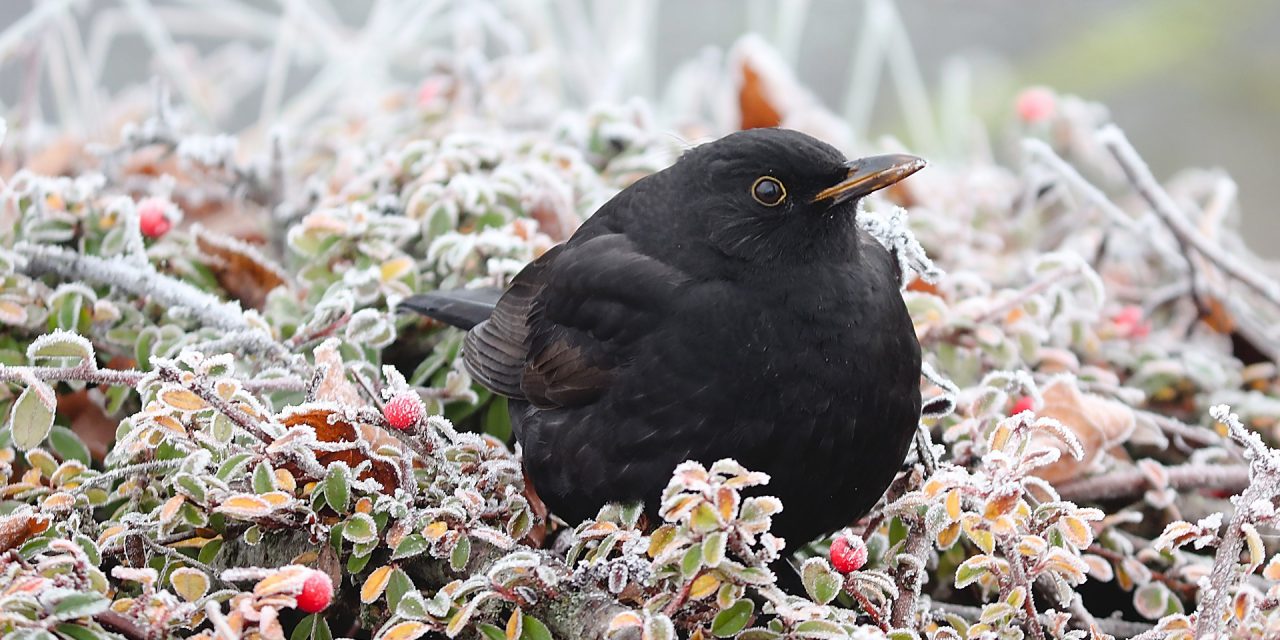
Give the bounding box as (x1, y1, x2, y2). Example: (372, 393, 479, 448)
(811, 153, 927, 206)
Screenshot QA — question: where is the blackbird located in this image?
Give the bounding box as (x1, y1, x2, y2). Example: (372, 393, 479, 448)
(402, 128, 924, 550)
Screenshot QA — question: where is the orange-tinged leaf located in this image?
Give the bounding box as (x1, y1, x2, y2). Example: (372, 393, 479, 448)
(983, 490, 1020, 519)
(506, 607, 523, 640)
(253, 568, 308, 597)
(159, 495, 186, 524)
(380, 621, 431, 640)
(989, 423, 1012, 451)
(936, 522, 961, 549)
(1202, 296, 1235, 334)
(97, 525, 125, 548)
(171, 567, 210, 602)
(260, 491, 292, 507)
(152, 415, 187, 436)
(0, 511, 51, 553)
(160, 389, 207, 412)
(738, 60, 782, 130)
(215, 380, 239, 401)
(42, 491, 75, 511)
(609, 612, 643, 632)
(690, 573, 721, 600)
(356, 497, 374, 514)
(423, 521, 448, 541)
(361, 566, 394, 603)
(945, 490, 961, 521)
(381, 257, 414, 283)
(1263, 554, 1280, 581)
(273, 469, 296, 493)
(1059, 515, 1093, 549)
(215, 494, 273, 518)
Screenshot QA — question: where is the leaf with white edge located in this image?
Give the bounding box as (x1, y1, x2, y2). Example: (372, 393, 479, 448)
(445, 594, 486, 637)
(362, 565, 394, 603)
(520, 614, 552, 640)
(343, 512, 378, 544)
(955, 556, 990, 588)
(793, 620, 845, 639)
(50, 591, 110, 620)
(800, 558, 842, 605)
(393, 533, 429, 560)
(170, 567, 210, 602)
(450, 535, 471, 571)
(380, 621, 432, 640)
(642, 613, 676, 640)
(702, 531, 727, 568)
(48, 426, 90, 465)
(476, 624, 505, 640)
(9, 380, 56, 450)
(1133, 582, 1179, 620)
(324, 463, 351, 514)
(711, 599, 754, 637)
(346, 309, 397, 348)
(27, 330, 96, 367)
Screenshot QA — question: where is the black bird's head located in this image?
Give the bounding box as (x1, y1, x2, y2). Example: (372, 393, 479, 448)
(671, 128, 925, 265)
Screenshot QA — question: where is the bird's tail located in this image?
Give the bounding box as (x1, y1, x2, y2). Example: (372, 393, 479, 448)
(398, 288, 502, 330)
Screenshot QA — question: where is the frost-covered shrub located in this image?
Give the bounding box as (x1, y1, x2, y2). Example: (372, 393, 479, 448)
(2, 3, 1280, 640)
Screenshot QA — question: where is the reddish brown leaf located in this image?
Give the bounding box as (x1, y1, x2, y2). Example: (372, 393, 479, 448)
(738, 62, 782, 130)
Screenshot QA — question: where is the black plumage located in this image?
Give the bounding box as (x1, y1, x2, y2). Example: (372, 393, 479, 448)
(401, 127, 925, 549)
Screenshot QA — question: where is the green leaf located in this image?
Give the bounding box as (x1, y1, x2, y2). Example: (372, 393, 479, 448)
(324, 463, 351, 514)
(392, 533, 429, 560)
(198, 538, 224, 565)
(793, 620, 845, 638)
(450, 535, 471, 572)
(521, 615, 552, 640)
(711, 598, 754, 637)
(27, 331, 95, 366)
(48, 426, 90, 465)
(290, 615, 316, 640)
(801, 558, 842, 605)
(690, 502, 721, 533)
(215, 453, 254, 482)
(55, 623, 112, 640)
(9, 380, 56, 450)
(477, 623, 506, 640)
(347, 548, 372, 574)
(342, 512, 377, 544)
(210, 413, 234, 443)
(252, 461, 276, 494)
(954, 557, 989, 589)
(386, 568, 414, 612)
(702, 531, 727, 568)
(680, 544, 703, 578)
(313, 615, 333, 640)
(483, 396, 511, 442)
(51, 592, 109, 620)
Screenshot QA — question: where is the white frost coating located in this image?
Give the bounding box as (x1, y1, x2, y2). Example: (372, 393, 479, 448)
(858, 205, 943, 287)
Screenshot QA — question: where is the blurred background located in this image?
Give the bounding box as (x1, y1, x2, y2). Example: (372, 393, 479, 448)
(2, 0, 1277, 253)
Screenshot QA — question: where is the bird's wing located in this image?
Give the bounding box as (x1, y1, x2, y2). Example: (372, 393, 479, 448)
(463, 233, 686, 408)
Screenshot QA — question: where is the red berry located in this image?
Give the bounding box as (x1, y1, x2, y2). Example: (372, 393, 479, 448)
(137, 198, 172, 238)
(1010, 396, 1035, 416)
(383, 392, 424, 430)
(829, 533, 867, 574)
(1112, 305, 1151, 338)
(1015, 87, 1056, 124)
(296, 570, 333, 613)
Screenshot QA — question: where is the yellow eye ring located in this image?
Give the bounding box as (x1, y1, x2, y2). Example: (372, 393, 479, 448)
(751, 176, 786, 207)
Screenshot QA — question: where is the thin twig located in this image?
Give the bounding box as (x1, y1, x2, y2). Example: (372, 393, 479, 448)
(1099, 126, 1280, 311)
(1056, 463, 1250, 503)
(0, 362, 306, 393)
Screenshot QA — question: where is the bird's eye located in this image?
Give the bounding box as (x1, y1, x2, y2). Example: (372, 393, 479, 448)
(751, 176, 786, 207)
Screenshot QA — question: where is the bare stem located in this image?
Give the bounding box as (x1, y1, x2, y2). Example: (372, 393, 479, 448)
(1099, 126, 1280, 310)
(1055, 463, 1250, 503)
